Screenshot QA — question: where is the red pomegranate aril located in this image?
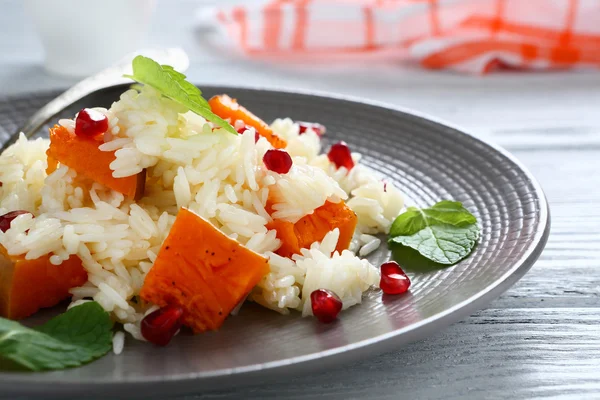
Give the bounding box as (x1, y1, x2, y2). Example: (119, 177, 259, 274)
(263, 149, 293, 174)
(75, 108, 109, 138)
(0, 210, 32, 233)
(141, 304, 184, 346)
(236, 125, 247, 134)
(327, 141, 355, 171)
(310, 288, 343, 323)
(379, 261, 411, 295)
(255, 131, 260, 143)
(298, 121, 326, 137)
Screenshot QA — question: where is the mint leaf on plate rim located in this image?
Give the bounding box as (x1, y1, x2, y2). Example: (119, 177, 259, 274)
(389, 200, 480, 265)
(390, 222, 480, 265)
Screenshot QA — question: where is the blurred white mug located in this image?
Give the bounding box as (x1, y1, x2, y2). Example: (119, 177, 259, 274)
(23, 0, 156, 77)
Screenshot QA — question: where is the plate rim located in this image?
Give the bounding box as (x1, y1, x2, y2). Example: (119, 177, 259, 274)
(0, 84, 551, 395)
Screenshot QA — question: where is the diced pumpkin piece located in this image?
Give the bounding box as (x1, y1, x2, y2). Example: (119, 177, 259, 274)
(140, 208, 270, 333)
(267, 201, 357, 258)
(0, 246, 87, 320)
(208, 94, 287, 149)
(47, 125, 146, 199)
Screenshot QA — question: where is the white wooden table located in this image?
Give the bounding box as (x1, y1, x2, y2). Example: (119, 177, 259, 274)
(2, 1, 600, 399)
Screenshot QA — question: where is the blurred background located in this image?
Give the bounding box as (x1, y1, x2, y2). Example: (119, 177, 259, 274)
(3, 0, 599, 148)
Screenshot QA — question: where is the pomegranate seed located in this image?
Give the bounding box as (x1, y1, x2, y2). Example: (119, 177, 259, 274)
(141, 304, 184, 346)
(310, 289, 343, 323)
(298, 121, 326, 136)
(75, 108, 109, 138)
(327, 141, 355, 171)
(379, 261, 411, 295)
(255, 131, 260, 143)
(236, 125, 247, 134)
(0, 210, 32, 233)
(263, 149, 293, 174)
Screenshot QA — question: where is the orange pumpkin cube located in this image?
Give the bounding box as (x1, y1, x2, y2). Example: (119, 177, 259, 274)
(0, 247, 87, 320)
(47, 125, 146, 199)
(267, 201, 357, 258)
(209, 94, 287, 149)
(140, 208, 270, 333)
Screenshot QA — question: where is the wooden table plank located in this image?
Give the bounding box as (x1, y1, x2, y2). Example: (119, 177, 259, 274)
(189, 309, 600, 400)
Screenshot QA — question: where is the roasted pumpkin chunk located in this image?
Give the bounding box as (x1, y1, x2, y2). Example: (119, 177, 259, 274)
(140, 208, 270, 333)
(267, 200, 357, 258)
(0, 246, 87, 320)
(208, 94, 287, 149)
(47, 125, 146, 199)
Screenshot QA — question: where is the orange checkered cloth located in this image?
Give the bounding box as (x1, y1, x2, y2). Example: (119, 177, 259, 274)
(207, 0, 600, 74)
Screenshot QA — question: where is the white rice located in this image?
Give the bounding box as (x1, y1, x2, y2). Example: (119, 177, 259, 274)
(253, 229, 380, 313)
(0, 85, 404, 346)
(359, 237, 382, 257)
(112, 331, 125, 355)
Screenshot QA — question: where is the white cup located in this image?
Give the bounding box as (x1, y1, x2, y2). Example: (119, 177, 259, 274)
(24, 0, 157, 77)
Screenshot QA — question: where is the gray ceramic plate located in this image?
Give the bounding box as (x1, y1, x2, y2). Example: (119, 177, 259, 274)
(0, 86, 549, 399)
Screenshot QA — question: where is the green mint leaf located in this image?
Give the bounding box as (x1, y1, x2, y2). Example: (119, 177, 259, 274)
(390, 244, 449, 274)
(390, 200, 476, 237)
(390, 223, 480, 265)
(389, 200, 480, 265)
(125, 55, 236, 134)
(0, 302, 113, 371)
(388, 207, 426, 237)
(422, 200, 477, 226)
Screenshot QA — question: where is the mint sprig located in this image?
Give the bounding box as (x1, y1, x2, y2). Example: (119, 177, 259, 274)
(0, 302, 113, 371)
(389, 201, 480, 265)
(124, 56, 236, 134)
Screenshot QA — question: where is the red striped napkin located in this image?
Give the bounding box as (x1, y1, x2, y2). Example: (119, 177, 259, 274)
(208, 0, 600, 74)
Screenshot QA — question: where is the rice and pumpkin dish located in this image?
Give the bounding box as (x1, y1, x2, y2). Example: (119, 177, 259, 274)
(0, 57, 415, 367)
